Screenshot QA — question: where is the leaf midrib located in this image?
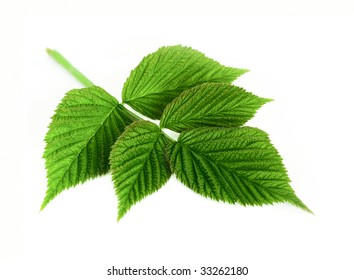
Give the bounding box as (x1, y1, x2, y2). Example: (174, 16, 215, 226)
(122, 132, 164, 204)
(178, 141, 277, 190)
(125, 47, 192, 101)
(167, 110, 249, 130)
(51, 103, 120, 190)
(125, 80, 217, 103)
(177, 142, 294, 205)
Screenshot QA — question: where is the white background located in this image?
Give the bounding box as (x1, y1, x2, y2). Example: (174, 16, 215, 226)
(1, 2, 354, 280)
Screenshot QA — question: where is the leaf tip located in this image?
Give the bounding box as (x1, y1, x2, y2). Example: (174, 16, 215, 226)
(288, 195, 313, 214)
(263, 97, 274, 104)
(117, 203, 128, 222)
(40, 200, 48, 211)
(235, 68, 250, 77)
(228, 68, 250, 82)
(40, 188, 56, 211)
(301, 204, 314, 215)
(117, 211, 125, 222)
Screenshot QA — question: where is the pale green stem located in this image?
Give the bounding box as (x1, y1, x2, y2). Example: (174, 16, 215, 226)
(47, 48, 145, 123)
(46, 48, 94, 87)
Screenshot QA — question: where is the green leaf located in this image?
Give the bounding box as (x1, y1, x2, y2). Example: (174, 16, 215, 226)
(167, 126, 311, 212)
(122, 45, 248, 119)
(42, 86, 138, 210)
(160, 83, 271, 132)
(110, 121, 172, 220)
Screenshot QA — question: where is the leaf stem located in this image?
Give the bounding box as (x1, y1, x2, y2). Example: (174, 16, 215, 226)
(46, 49, 175, 142)
(46, 48, 94, 87)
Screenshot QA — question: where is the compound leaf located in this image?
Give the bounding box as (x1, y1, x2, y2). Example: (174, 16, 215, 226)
(110, 121, 172, 220)
(161, 83, 271, 132)
(42, 86, 137, 209)
(167, 126, 311, 212)
(122, 45, 248, 119)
